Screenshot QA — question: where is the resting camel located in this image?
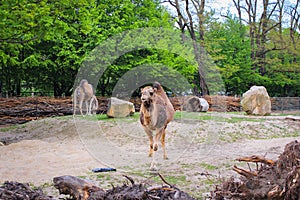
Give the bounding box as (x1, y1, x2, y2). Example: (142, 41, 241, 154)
(73, 79, 98, 116)
(140, 82, 175, 170)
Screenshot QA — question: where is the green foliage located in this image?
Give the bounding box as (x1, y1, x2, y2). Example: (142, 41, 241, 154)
(205, 17, 257, 95)
(0, 1, 299, 97)
(264, 29, 300, 96)
(0, 0, 175, 97)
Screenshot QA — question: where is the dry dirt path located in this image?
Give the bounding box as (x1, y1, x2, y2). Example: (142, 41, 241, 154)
(0, 112, 299, 198)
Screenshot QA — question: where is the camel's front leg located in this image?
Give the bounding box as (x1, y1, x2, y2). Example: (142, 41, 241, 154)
(143, 127, 154, 157)
(150, 150, 157, 171)
(150, 128, 164, 171)
(153, 128, 164, 152)
(79, 99, 84, 116)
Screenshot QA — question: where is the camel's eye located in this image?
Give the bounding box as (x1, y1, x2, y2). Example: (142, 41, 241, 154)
(149, 91, 153, 96)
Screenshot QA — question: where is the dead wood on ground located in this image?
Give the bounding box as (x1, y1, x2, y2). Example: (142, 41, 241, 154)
(53, 175, 104, 200)
(0, 181, 54, 200)
(236, 155, 275, 165)
(54, 174, 196, 200)
(0, 96, 242, 126)
(213, 140, 300, 200)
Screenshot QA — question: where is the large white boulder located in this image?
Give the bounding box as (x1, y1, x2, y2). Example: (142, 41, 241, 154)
(241, 86, 271, 116)
(182, 96, 209, 112)
(107, 97, 135, 118)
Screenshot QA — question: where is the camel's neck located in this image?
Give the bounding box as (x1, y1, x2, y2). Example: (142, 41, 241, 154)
(142, 101, 153, 112)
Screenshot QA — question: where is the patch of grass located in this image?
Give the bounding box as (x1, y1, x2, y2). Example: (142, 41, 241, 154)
(96, 114, 111, 121)
(94, 113, 139, 122)
(0, 124, 26, 132)
(174, 111, 267, 123)
(225, 117, 266, 123)
(39, 182, 53, 189)
(54, 115, 73, 120)
(151, 174, 187, 185)
(199, 163, 219, 170)
(96, 174, 112, 181)
(29, 182, 53, 191)
(273, 111, 300, 116)
(203, 177, 221, 185)
(270, 131, 300, 138)
(174, 111, 214, 121)
(129, 170, 146, 178)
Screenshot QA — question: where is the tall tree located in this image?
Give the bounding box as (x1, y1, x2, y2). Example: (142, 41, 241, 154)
(232, 0, 286, 74)
(231, 0, 300, 96)
(0, 0, 54, 96)
(167, 0, 210, 95)
(205, 17, 256, 95)
(0, 0, 174, 97)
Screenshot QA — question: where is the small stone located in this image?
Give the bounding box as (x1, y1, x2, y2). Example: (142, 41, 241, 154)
(106, 97, 135, 118)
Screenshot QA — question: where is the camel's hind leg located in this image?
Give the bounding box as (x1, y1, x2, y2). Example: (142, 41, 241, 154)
(161, 128, 168, 160)
(88, 98, 94, 115)
(73, 95, 77, 116)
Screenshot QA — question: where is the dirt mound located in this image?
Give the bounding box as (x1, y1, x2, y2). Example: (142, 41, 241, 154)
(213, 140, 300, 200)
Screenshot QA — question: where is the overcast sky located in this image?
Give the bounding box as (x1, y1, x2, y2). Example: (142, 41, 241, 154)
(164, 0, 299, 21)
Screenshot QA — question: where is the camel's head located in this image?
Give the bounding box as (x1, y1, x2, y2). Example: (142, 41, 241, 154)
(140, 86, 157, 105)
(79, 79, 88, 86)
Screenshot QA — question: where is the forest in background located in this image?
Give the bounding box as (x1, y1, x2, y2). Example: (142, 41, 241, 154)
(0, 0, 299, 97)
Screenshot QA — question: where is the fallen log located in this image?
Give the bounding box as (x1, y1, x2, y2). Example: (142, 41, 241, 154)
(53, 175, 104, 200)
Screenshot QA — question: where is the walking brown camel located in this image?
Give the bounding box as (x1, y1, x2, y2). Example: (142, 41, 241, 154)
(73, 79, 98, 116)
(140, 82, 175, 170)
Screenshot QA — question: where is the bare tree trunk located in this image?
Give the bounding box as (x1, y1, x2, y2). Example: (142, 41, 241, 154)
(278, 0, 285, 43)
(233, 0, 243, 25)
(256, 0, 268, 75)
(245, 0, 257, 64)
(168, 0, 209, 95)
(234, 0, 284, 75)
(289, 0, 300, 59)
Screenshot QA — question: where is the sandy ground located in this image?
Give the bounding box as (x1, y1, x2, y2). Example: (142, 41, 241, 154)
(0, 118, 101, 185)
(0, 112, 299, 198)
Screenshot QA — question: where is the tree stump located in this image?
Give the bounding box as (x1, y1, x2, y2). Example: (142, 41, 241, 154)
(53, 175, 104, 200)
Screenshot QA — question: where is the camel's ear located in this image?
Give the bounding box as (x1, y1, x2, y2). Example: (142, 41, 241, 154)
(153, 87, 157, 92)
(153, 82, 160, 89)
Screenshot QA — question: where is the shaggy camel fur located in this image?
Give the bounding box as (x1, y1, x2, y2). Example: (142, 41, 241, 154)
(140, 82, 175, 170)
(73, 79, 98, 116)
